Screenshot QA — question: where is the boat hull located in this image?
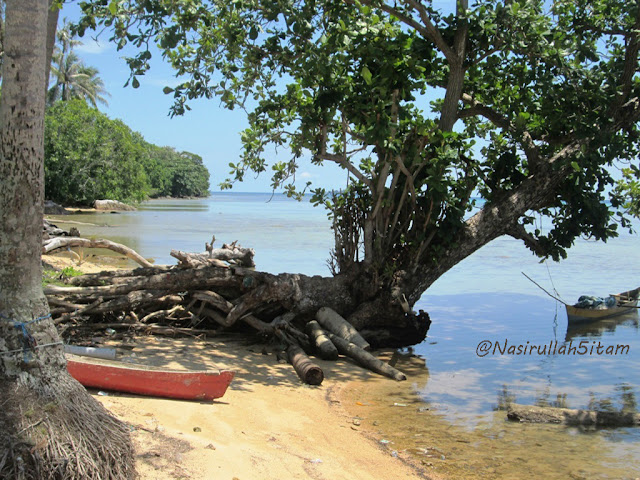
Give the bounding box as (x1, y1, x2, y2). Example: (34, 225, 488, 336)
(566, 287, 639, 324)
(565, 304, 637, 323)
(67, 356, 234, 401)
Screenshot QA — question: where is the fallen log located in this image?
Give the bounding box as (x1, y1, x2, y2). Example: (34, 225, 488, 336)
(327, 333, 406, 381)
(306, 320, 339, 360)
(506, 404, 640, 427)
(287, 345, 324, 386)
(43, 237, 153, 268)
(45, 265, 241, 298)
(171, 245, 255, 268)
(68, 266, 174, 286)
(316, 307, 370, 350)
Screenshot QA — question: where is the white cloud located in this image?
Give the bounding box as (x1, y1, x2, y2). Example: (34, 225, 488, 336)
(76, 39, 112, 55)
(145, 76, 184, 89)
(299, 172, 313, 179)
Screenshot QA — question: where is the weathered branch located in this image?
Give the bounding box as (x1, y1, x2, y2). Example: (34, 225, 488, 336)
(287, 345, 324, 385)
(328, 333, 406, 381)
(171, 245, 255, 268)
(191, 290, 274, 332)
(306, 320, 339, 360)
(316, 307, 370, 350)
(507, 404, 640, 427)
(44, 265, 241, 298)
(43, 237, 154, 268)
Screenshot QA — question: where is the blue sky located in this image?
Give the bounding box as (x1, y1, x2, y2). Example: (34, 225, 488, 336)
(61, 3, 347, 193)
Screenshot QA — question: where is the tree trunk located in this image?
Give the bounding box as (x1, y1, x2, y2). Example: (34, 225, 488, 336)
(0, 2, 135, 478)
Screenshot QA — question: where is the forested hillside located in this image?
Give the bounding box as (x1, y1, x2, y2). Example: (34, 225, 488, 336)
(44, 99, 210, 206)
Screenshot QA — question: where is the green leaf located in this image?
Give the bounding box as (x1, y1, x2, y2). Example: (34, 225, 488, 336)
(163, 86, 174, 94)
(361, 66, 372, 85)
(132, 77, 140, 89)
(108, 0, 118, 16)
(249, 26, 259, 41)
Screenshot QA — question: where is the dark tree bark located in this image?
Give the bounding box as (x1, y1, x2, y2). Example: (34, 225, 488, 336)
(0, 1, 135, 478)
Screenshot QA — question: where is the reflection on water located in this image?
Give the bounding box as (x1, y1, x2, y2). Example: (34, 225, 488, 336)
(342, 365, 640, 479)
(343, 292, 640, 478)
(565, 315, 640, 341)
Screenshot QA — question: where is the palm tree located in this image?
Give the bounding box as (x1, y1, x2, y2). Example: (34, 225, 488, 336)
(47, 22, 110, 108)
(1, 2, 135, 478)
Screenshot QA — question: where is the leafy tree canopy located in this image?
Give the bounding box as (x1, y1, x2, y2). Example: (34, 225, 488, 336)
(146, 144, 211, 198)
(75, 0, 640, 295)
(45, 99, 210, 205)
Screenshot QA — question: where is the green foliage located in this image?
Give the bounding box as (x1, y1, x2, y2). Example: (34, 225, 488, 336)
(145, 145, 210, 198)
(42, 265, 83, 287)
(44, 99, 210, 205)
(48, 21, 110, 108)
(45, 99, 151, 205)
(614, 166, 640, 220)
(75, 0, 640, 274)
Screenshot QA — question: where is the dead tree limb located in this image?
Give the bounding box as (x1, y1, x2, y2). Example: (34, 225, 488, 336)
(171, 245, 255, 268)
(328, 334, 406, 381)
(287, 345, 324, 385)
(43, 237, 154, 268)
(45, 265, 241, 298)
(306, 320, 339, 360)
(506, 404, 640, 427)
(317, 307, 371, 350)
(190, 290, 274, 333)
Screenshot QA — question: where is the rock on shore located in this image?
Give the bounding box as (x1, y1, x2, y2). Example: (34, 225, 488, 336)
(94, 199, 137, 211)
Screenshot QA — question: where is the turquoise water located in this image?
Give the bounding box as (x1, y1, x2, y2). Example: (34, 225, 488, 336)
(51, 193, 640, 473)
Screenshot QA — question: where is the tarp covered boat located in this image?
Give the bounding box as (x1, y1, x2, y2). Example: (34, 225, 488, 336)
(566, 287, 640, 323)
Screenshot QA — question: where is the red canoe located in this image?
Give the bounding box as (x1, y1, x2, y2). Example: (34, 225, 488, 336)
(66, 355, 234, 401)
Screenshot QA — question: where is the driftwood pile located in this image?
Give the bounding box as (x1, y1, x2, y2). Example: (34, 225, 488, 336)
(43, 237, 407, 385)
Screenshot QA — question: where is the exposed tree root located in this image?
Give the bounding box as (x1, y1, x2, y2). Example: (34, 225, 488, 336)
(0, 374, 135, 480)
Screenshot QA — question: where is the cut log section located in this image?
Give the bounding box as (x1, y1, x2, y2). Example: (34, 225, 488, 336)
(287, 345, 324, 386)
(306, 320, 339, 360)
(328, 334, 406, 381)
(506, 404, 640, 427)
(316, 307, 371, 351)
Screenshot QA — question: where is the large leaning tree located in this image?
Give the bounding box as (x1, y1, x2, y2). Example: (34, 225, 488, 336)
(0, 1, 135, 478)
(75, 0, 640, 346)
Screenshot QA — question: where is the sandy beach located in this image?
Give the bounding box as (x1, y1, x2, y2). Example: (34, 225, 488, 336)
(89, 335, 434, 480)
(44, 253, 435, 480)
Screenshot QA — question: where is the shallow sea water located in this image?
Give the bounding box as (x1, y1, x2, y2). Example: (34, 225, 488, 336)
(49, 194, 640, 479)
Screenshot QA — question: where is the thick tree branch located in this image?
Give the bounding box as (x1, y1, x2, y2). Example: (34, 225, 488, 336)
(317, 151, 372, 188)
(438, 0, 468, 131)
(459, 93, 541, 169)
(506, 222, 546, 257)
(404, 0, 456, 61)
(356, 0, 456, 62)
(608, 7, 640, 116)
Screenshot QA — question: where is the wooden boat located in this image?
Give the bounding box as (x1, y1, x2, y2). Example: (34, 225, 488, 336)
(66, 355, 234, 401)
(566, 287, 640, 323)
